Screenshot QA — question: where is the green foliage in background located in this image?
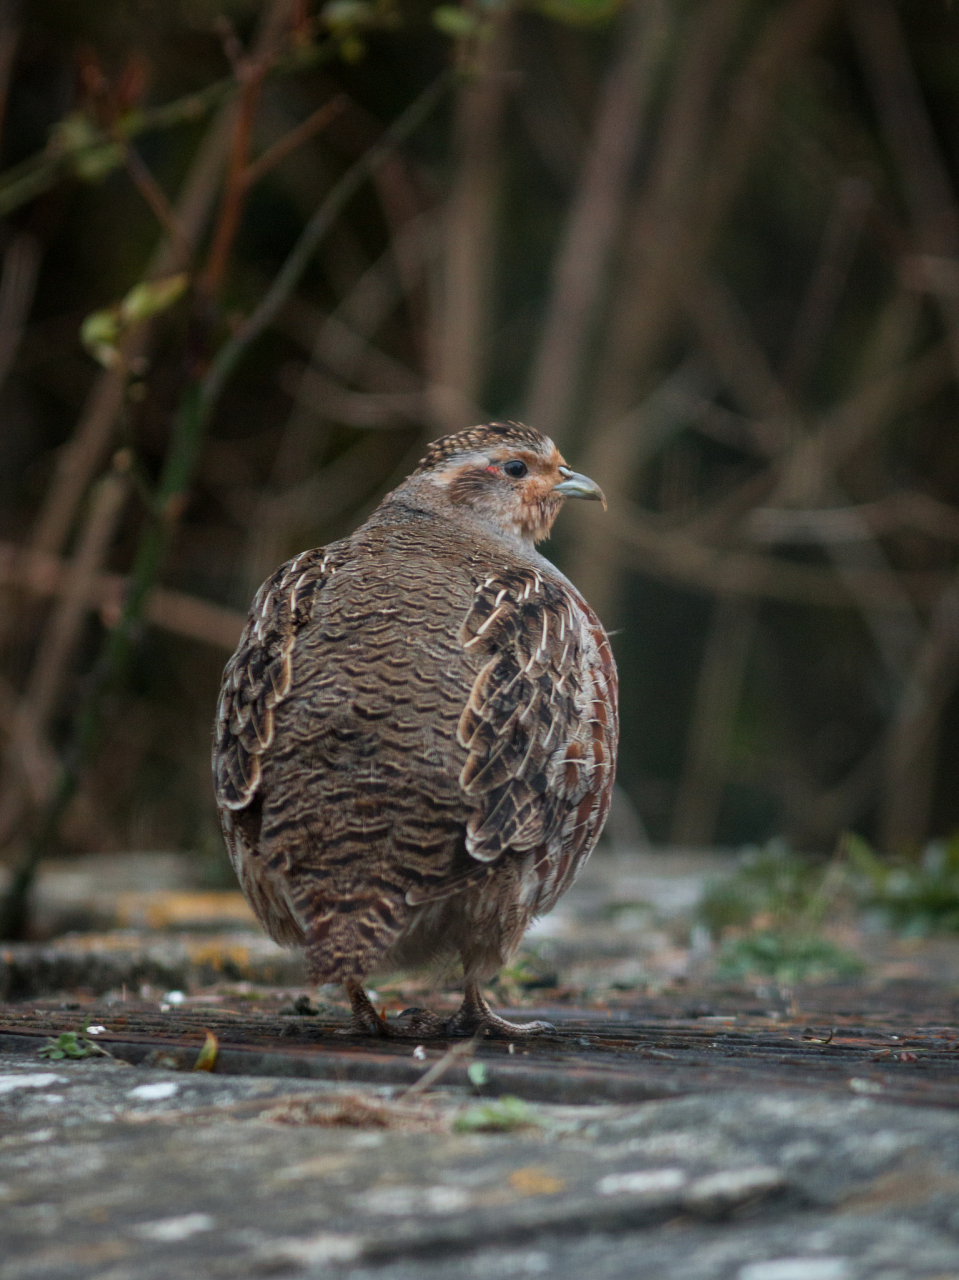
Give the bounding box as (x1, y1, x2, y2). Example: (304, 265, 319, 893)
(845, 832, 959, 936)
(697, 839, 841, 935)
(714, 930, 863, 985)
(699, 840, 861, 983)
(700, 829, 959, 981)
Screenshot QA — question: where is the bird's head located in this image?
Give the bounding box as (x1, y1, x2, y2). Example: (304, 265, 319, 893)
(411, 421, 605, 545)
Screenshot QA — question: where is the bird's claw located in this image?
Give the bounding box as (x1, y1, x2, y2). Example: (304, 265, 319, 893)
(445, 1011, 556, 1039)
(343, 1012, 391, 1038)
(390, 1006, 448, 1038)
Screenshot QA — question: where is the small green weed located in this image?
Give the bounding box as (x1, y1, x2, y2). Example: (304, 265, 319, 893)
(844, 831, 959, 935)
(466, 1061, 488, 1088)
(38, 1018, 112, 1061)
(699, 840, 862, 982)
(453, 1096, 539, 1133)
(491, 950, 558, 1003)
(698, 839, 840, 934)
(715, 931, 864, 983)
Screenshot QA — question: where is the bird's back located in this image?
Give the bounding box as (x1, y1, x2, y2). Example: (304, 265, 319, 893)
(215, 464, 617, 987)
(263, 506, 482, 961)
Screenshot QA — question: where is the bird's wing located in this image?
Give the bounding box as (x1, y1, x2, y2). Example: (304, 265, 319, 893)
(456, 566, 618, 866)
(213, 547, 334, 813)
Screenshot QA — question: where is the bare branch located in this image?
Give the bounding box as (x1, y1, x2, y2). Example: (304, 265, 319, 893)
(428, 17, 513, 432)
(780, 175, 872, 393)
(672, 598, 757, 845)
(241, 94, 347, 189)
(121, 143, 192, 260)
(524, 0, 670, 449)
(880, 570, 959, 850)
(607, 502, 945, 609)
(0, 541, 245, 650)
(0, 464, 130, 843)
(278, 361, 426, 428)
(0, 229, 40, 395)
(748, 491, 959, 545)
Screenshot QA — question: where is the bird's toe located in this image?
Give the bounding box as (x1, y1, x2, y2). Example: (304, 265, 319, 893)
(482, 1014, 556, 1038)
(390, 1006, 448, 1038)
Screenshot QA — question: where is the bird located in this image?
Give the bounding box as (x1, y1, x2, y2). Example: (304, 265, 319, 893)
(213, 421, 618, 1037)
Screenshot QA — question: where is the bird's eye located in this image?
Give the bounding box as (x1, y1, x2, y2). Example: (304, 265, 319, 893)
(503, 460, 528, 479)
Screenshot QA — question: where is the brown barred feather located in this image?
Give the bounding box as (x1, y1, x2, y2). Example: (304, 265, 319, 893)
(212, 422, 618, 1024)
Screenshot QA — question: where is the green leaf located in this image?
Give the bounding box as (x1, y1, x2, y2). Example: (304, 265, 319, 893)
(48, 111, 101, 156)
(73, 142, 125, 183)
(467, 1060, 488, 1087)
(453, 1095, 537, 1132)
(715, 930, 864, 984)
(432, 5, 479, 38)
(81, 273, 188, 368)
(120, 274, 188, 324)
(38, 1030, 96, 1060)
(322, 0, 375, 27)
(80, 309, 122, 368)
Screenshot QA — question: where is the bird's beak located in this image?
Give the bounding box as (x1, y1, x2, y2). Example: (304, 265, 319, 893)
(553, 467, 607, 510)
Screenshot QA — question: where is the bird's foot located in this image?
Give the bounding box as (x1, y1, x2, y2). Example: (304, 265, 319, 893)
(388, 1006, 448, 1038)
(343, 980, 391, 1038)
(346, 1011, 390, 1037)
(449, 1010, 556, 1038)
(445, 990, 555, 1039)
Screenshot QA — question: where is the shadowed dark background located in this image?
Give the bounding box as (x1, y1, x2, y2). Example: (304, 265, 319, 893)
(3, 0, 959, 913)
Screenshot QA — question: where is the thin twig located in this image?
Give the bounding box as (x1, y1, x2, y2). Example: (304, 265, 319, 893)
(606, 502, 945, 610)
(0, 673, 56, 849)
(21, 463, 131, 729)
(197, 59, 272, 305)
(428, 19, 512, 433)
(399, 1034, 483, 1099)
(0, 1, 21, 154)
(241, 94, 347, 189)
(671, 598, 757, 845)
(280, 291, 425, 392)
(279, 362, 426, 428)
(122, 143, 192, 261)
(0, 229, 41, 395)
(27, 106, 239, 559)
(202, 71, 452, 412)
(850, 0, 959, 384)
(780, 175, 872, 393)
(523, 0, 669, 449)
(880, 570, 959, 850)
(748, 492, 959, 545)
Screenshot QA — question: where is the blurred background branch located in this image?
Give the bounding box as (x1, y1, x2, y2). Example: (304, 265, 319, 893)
(4, 0, 959, 935)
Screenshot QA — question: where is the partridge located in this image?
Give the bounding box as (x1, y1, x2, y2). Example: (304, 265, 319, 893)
(213, 422, 618, 1036)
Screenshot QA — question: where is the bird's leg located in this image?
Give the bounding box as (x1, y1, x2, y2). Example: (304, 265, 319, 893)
(445, 976, 555, 1038)
(344, 978, 390, 1037)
